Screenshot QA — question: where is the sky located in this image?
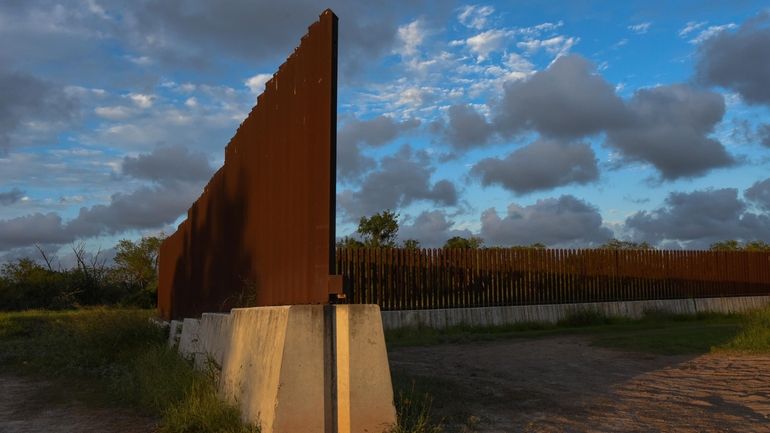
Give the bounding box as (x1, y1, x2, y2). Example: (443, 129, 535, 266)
(2, 0, 770, 265)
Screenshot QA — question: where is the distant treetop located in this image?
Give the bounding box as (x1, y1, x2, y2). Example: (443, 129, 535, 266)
(710, 240, 770, 251)
(443, 236, 484, 249)
(598, 238, 655, 250)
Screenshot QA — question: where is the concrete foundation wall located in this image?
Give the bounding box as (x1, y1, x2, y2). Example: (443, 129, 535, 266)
(336, 305, 397, 433)
(381, 295, 770, 330)
(176, 305, 396, 433)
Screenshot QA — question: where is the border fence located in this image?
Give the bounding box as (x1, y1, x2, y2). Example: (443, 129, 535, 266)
(335, 248, 770, 310)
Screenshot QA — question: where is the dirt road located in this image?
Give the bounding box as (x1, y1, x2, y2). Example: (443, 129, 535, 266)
(0, 373, 157, 433)
(389, 336, 770, 432)
(3, 335, 768, 432)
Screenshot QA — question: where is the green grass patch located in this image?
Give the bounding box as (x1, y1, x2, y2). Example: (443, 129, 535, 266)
(390, 368, 491, 433)
(385, 307, 770, 356)
(384, 308, 635, 348)
(591, 322, 742, 355)
(385, 320, 560, 348)
(556, 308, 622, 327)
(717, 306, 770, 353)
(388, 379, 444, 433)
(0, 308, 258, 433)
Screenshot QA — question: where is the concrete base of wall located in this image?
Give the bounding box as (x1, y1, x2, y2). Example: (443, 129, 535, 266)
(381, 295, 770, 330)
(176, 305, 396, 433)
(168, 319, 182, 348)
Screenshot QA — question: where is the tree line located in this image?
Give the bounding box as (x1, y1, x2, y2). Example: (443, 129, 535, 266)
(2, 210, 768, 312)
(337, 210, 770, 252)
(0, 236, 163, 311)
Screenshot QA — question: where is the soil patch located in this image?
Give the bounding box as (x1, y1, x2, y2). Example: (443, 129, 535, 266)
(389, 335, 770, 432)
(0, 373, 157, 433)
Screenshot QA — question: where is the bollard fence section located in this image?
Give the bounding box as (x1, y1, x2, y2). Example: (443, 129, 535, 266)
(335, 248, 770, 310)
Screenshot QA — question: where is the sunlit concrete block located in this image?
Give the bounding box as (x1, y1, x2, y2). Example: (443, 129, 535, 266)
(168, 319, 182, 348)
(188, 304, 396, 433)
(178, 318, 201, 359)
(335, 304, 397, 433)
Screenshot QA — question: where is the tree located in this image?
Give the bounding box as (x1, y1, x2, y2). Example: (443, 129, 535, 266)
(69, 242, 110, 305)
(599, 238, 654, 250)
(0, 258, 58, 309)
(357, 210, 399, 248)
(510, 243, 546, 250)
(710, 240, 770, 251)
(402, 239, 421, 250)
(111, 235, 164, 306)
(709, 240, 741, 251)
(443, 236, 484, 249)
(744, 240, 770, 251)
(336, 236, 364, 248)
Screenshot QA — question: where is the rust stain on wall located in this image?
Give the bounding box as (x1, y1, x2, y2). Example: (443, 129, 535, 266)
(158, 10, 341, 320)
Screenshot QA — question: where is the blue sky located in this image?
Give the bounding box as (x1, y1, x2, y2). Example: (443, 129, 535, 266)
(1, 0, 770, 264)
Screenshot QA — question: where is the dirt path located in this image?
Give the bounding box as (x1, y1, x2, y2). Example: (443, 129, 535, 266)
(3, 337, 768, 433)
(0, 373, 157, 433)
(389, 336, 770, 433)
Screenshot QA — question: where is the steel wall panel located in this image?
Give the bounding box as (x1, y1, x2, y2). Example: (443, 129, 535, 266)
(158, 10, 340, 320)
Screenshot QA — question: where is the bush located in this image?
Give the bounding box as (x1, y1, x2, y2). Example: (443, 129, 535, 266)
(0, 236, 164, 311)
(0, 309, 258, 433)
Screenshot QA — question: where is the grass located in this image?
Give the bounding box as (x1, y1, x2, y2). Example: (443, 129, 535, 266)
(591, 321, 742, 355)
(389, 369, 492, 433)
(388, 381, 444, 433)
(717, 306, 770, 353)
(3, 305, 768, 433)
(385, 307, 770, 356)
(0, 308, 258, 433)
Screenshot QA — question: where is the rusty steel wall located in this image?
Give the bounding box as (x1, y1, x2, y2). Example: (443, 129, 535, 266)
(158, 10, 341, 320)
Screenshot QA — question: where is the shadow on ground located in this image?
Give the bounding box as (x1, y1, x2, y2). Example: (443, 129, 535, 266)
(389, 334, 770, 433)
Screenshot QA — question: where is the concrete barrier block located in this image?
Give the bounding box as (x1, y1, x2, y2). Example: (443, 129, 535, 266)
(336, 305, 397, 433)
(271, 306, 326, 433)
(184, 305, 396, 433)
(218, 306, 298, 432)
(168, 320, 182, 348)
(178, 318, 201, 359)
(195, 313, 232, 371)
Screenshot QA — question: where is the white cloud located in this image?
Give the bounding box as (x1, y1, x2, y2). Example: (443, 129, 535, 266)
(457, 5, 495, 30)
(483, 52, 536, 83)
(398, 87, 431, 107)
(125, 55, 151, 65)
(405, 51, 453, 74)
(516, 21, 564, 35)
(63, 86, 106, 97)
(184, 97, 198, 108)
(179, 83, 196, 93)
(612, 38, 629, 49)
(679, 21, 707, 37)
(94, 105, 133, 120)
(517, 35, 578, 56)
(505, 52, 535, 73)
(244, 73, 272, 95)
(689, 23, 737, 44)
(466, 29, 512, 61)
(128, 93, 154, 108)
(397, 19, 426, 57)
(628, 22, 652, 34)
(85, 0, 109, 20)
